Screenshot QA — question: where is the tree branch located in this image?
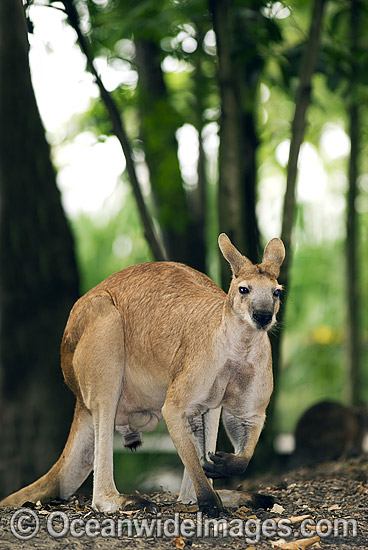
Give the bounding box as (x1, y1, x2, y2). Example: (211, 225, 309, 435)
(61, 0, 167, 262)
(280, 0, 327, 282)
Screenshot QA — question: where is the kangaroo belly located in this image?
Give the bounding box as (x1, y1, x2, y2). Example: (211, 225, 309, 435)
(114, 359, 168, 427)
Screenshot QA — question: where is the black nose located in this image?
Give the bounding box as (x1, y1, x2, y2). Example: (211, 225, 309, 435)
(253, 311, 273, 328)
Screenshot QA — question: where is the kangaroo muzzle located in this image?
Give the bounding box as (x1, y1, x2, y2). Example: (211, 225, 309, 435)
(252, 310, 273, 329)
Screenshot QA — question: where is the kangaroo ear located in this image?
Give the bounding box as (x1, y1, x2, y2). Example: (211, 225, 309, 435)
(218, 233, 251, 277)
(261, 238, 285, 279)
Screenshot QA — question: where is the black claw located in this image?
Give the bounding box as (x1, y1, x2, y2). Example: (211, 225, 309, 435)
(208, 453, 224, 464)
(203, 460, 228, 479)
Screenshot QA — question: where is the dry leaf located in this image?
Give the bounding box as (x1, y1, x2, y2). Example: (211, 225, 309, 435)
(75, 501, 88, 512)
(270, 535, 320, 549)
(174, 504, 199, 513)
(271, 503, 285, 514)
(118, 509, 139, 515)
(173, 535, 185, 549)
(238, 506, 250, 512)
(328, 504, 340, 512)
(288, 514, 312, 524)
(271, 539, 287, 548)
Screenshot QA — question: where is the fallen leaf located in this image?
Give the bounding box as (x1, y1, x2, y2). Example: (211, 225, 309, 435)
(271, 503, 285, 514)
(75, 500, 88, 512)
(118, 510, 139, 515)
(288, 514, 312, 524)
(174, 504, 199, 513)
(328, 504, 340, 512)
(274, 514, 312, 526)
(270, 535, 320, 549)
(271, 539, 286, 548)
(238, 506, 250, 512)
(173, 535, 185, 549)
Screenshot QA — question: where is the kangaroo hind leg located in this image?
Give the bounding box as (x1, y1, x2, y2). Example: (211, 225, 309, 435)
(74, 294, 155, 514)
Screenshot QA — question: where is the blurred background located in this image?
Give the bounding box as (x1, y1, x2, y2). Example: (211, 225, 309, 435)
(0, 0, 367, 498)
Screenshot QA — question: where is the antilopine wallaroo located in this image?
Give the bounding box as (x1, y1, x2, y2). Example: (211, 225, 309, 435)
(1, 234, 285, 517)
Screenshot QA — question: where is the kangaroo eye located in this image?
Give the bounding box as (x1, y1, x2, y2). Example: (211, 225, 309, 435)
(273, 289, 281, 298)
(239, 286, 249, 295)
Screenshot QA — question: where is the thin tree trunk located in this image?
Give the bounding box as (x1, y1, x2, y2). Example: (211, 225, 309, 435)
(345, 0, 361, 406)
(134, 39, 205, 271)
(267, 0, 327, 445)
(281, 0, 327, 282)
(61, 0, 167, 262)
(0, 0, 78, 496)
(236, 80, 261, 264)
(188, 27, 208, 272)
(210, 0, 245, 288)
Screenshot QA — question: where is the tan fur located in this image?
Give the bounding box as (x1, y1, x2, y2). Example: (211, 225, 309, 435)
(0, 234, 285, 515)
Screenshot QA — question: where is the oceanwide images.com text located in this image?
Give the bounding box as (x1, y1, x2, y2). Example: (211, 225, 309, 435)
(10, 508, 358, 543)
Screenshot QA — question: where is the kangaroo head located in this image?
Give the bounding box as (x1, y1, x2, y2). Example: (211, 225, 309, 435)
(218, 233, 285, 331)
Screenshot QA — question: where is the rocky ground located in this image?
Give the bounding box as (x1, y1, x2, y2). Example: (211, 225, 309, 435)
(1, 455, 367, 550)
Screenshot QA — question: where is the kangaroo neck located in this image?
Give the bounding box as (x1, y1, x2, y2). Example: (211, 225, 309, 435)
(219, 298, 268, 352)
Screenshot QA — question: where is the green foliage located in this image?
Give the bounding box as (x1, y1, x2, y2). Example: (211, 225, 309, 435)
(114, 449, 181, 493)
(71, 184, 152, 293)
(276, 240, 346, 432)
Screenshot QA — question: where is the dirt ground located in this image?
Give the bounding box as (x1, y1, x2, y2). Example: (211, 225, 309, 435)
(1, 455, 367, 550)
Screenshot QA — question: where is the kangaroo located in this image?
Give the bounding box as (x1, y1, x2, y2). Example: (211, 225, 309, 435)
(0, 233, 285, 516)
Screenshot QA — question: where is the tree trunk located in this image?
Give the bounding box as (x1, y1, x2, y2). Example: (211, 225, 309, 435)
(135, 39, 206, 271)
(266, 0, 327, 446)
(0, 0, 79, 497)
(239, 108, 261, 264)
(188, 27, 208, 273)
(210, 0, 244, 287)
(345, 0, 361, 406)
(210, 0, 262, 289)
(233, 7, 263, 265)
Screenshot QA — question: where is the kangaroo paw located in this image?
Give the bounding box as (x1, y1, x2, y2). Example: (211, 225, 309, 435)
(203, 452, 249, 479)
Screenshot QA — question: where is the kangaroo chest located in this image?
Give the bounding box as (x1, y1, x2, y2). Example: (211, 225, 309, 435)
(187, 349, 272, 418)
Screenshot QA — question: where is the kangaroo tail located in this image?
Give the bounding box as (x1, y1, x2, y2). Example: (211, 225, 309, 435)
(0, 399, 94, 507)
